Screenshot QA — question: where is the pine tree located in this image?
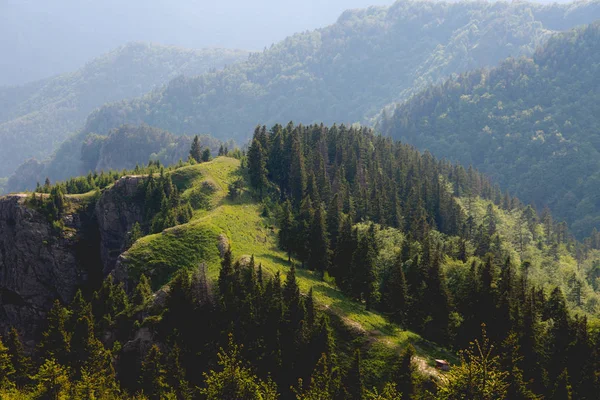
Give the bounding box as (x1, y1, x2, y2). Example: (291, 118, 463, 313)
(393, 344, 415, 398)
(201, 334, 278, 400)
(380, 254, 408, 325)
(344, 349, 364, 400)
(500, 332, 537, 400)
(279, 200, 295, 261)
(296, 196, 314, 266)
(289, 132, 306, 204)
(308, 202, 330, 277)
(140, 345, 172, 400)
(218, 246, 237, 311)
(189, 135, 202, 163)
(552, 369, 573, 400)
(437, 325, 509, 400)
(351, 230, 378, 310)
(248, 138, 269, 199)
(166, 344, 192, 400)
(38, 300, 71, 365)
(0, 336, 14, 390)
(132, 274, 153, 307)
(202, 148, 212, 162)
(6, 328, 31, 388)
(293, 353, 335, 400)
(33, 359, 71, 399)
(327, 193, 343, 251)
(283, 264, 304, 330)
(423, 246, 452, 345)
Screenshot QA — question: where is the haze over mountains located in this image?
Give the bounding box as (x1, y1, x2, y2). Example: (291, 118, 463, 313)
(2, 1, 600, 399)
(0, 0, 396, 86)
(0, 43, 248, 178)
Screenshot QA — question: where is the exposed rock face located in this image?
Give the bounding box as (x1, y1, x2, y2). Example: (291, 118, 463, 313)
(96, 176, 145, 275)
(0, 175, 147, 341)
(0, 195, 85, 341)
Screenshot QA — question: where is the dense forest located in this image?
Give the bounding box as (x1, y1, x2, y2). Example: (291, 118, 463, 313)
(80, 1, 600, 143)
(0, 43, 248, 178)
(3, 125, 234, 194)
(383, 21, 600, 239)
(2, 124, 599, 399)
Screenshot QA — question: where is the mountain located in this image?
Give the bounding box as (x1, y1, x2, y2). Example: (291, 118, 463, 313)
(1, 123, 598, 398)
(4, 125, 233, 193)
(383, 21, 600, 238)
(0, 0, 396, 85)
(0, 43, 248, 178)
(80, 0, 600, 144)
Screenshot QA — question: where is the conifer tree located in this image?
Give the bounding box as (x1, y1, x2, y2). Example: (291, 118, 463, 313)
(279, 200, 295, 261)
(344, 349, 365, 400)
(6, 328, 31, 388)
(38, 300, 71, 365)
(189, 135, 202, 163)
(296, 196, 314, 266)
(202, 148, 212, 162)
(140, 345, 172, 400)
(0, 336, 14, 390)
(33, 359, 71, 399)
(552, 369, 573, 400)
(308, 202, 330, 277)
(326, 193, 343, 251)
(283, 264, 304, 330)
(351, 231, 378, 310)
(166, 344, 192, 400)
(424, 247, 452, 344)
(201, 334, 278, 400)
(380, 254, 408, 325)
(332, 216, 355, 292)
(132, 274, 153, 308)
(437, 325, 508, 400)
(293, 353, 335, 400)
(500, 332, 537, 400)
(248, 138, 268, 199)
(289, 132, 306, 203)
(393, 344, 416, 398)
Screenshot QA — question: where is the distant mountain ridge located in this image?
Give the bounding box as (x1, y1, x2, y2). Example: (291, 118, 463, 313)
(80, 0, 600, 144)
(383, 20, 600, 238)
(0, 42, 248, 177)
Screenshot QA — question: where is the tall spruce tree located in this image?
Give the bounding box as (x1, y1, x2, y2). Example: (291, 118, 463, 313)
(308, 202, 330, 277)
(248, 137, 268, 199)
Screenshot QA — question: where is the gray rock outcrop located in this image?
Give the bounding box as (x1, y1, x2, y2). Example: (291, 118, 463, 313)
(0, 195, 85, 340)
(96, 176, 145, 274)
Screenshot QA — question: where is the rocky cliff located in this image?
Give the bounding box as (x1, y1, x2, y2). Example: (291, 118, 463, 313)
(0, 195, 85, 342)
(96, 176, 146, 275)
(0, 175, 146, 341)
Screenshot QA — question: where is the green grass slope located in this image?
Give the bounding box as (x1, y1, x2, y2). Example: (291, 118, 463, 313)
(122, 157, 453, 374)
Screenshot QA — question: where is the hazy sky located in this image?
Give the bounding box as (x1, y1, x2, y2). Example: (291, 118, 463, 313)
(0, 0, 395, 86)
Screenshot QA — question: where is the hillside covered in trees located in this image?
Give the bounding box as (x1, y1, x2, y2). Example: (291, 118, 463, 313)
(1, 124, 599, 398)
(0, 43, 248, 178)
(383, 21, 600, 239)
(3, 125, 233, 194)
(80, 0, 600, 144)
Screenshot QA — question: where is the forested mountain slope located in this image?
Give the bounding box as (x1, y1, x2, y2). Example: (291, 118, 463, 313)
(81, 0, 600, 144)
(1, 124, 599, 398)
(0, 43, 248, 178)
(383, 21, 600, 238)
